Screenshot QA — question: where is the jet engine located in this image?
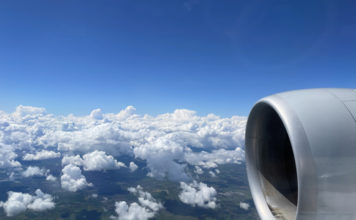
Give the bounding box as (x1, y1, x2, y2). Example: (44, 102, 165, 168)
(245, 88, 356, 220)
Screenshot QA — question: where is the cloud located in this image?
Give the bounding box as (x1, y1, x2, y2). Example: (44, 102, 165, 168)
(133, 135, 189, 181)
(239, 202, 250, 210)
(179, 181, 217, 209)
(127, 185, 163, 212)
(23, 150, 61, 161)
(116, 106, 136, 120)
(82, 150, 126, 171)
(129, 162, 138, 172)
(194, 166, 203, 174)
(90, 108, 103, 120)
(208, 169, 220, 177)
(61, 151, 126, 171)
(185, 148, 244, 169)
(62, 155, 83, 166)
(0, 105, 246, 181)
(0, 105, 248, 216)
(27, 189, 55, 211)
(112, 185, 162, 220)
(12, 105, 46, 118)
(112, 201, 154, 220)
(46, 174, 57, 182)
(21, 166, 56, 182)
(60, 164, 92, 192)
(209, 171, 216, 177)
(0, 189, 54, 216)
(22, 166, 48, 177)
(0, 144, 21, 168)
(92, 193, 98, 198)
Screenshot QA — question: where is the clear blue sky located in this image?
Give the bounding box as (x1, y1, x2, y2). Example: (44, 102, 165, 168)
(0, 0, 355, 116)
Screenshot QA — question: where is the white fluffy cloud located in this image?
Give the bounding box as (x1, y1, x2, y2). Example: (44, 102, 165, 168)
(23, 150, 60, 161)
(12, 105, 46, 118)
(61, 151, 125, 171)
(239, 202, 250, 210)
(112, 185, 162, 220)
(129, 162, 138, 172)
(0, 144, 21, 168)
(0, 105, 246, 181)
(27, 190, 55, 211)
(82, 150, 126, 171)
(90, 108, 103, 120)
(62, 155, 83, 166)
(112, 201, 154, 220)
(60, 164, 92, 192)
(127, 185, 163, 212)
(0, 189, 55, 216)
(46, 174, 57, 182)
(179, 181, 217, 209)
(22, 166, 48, 177)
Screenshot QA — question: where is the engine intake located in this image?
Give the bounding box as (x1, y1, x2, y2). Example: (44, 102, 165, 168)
(245, 89, 356, 220)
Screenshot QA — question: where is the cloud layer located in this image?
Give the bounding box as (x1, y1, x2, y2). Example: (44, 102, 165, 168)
(0, 105, 245, 181)
(0, 105, 248, 218)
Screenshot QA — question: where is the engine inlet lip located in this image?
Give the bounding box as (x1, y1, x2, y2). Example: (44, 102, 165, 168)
(245, 96, 317, 220)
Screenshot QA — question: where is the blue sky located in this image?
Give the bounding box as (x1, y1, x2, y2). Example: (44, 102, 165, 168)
(0, 0, 355, 117)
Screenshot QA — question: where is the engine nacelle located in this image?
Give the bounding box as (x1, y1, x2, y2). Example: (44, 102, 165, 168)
(245, 88, 356, 220)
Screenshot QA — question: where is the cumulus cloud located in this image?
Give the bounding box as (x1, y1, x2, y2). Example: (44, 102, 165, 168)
(27, 190, 55, 211)
(239, 202, 250, 210)
(129, 162, 138, 172)
(12, 105, 46, 118)
(134, 136, 188, 181)
(46, 174, 57, 182)
(60, 164, 92, 192)
(0, 105, 246, 181)
(62, 155, 83, 166)
(0, 144, 21, 168)
(90, 108, 103, 120)
(111, 185, 162, 220)
(127, 185, 163, 212)
(82, 150, 126, 171)
(0, 189, 54, 216)
(179, 181, 217, 209)
(117, 106, 136, 120)
(22, 166, 48, 177)
(61, 151, 125, 171)
(23, 150, 61, 161)
(112, 201, 154, 220)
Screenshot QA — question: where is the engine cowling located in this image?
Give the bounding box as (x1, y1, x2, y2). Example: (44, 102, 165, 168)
(245, 88, 356, 220)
